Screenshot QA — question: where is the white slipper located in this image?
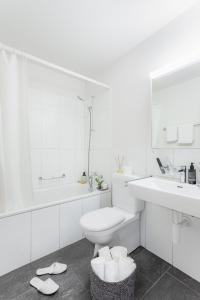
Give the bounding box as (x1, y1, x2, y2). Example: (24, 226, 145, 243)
(36, 262, 67, 276)
(30, 277, 59, 295)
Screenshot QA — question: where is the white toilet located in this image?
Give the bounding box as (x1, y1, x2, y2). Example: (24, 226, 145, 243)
(80, 173, 144, 255)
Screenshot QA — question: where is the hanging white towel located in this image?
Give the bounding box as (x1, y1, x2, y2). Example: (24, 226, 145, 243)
(91, 257, 105, 281)
(166, 126, 177, 143)
(104, 260, 119, 282)
(178, 124, 194, 144)
(118, 257, 136, 281)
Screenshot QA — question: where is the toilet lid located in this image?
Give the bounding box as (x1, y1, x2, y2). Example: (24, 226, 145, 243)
(80, 207, 125, 232)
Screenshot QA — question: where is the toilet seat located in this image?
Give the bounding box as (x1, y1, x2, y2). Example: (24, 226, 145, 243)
(80, 207, 125, 232)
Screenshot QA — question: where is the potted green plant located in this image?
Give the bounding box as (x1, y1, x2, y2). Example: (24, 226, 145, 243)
(95, 175, 104, 190)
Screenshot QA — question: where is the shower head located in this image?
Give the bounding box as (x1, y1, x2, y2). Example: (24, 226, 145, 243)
(77, 95, 93, 112)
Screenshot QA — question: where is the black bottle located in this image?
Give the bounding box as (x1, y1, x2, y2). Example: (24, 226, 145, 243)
(188, 163, 196, 184)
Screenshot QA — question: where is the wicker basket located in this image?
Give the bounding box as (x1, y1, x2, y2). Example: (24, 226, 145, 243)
(90, 267, 136, 300)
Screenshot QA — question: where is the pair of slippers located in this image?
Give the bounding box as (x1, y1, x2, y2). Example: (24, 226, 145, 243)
(30, 262, 67, 295)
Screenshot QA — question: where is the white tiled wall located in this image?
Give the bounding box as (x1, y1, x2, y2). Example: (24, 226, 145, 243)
(147, 147, 200, 179)
(29, 80, 112, 191)
(29, 87, 86, 190)
(86, 90, 112, 185)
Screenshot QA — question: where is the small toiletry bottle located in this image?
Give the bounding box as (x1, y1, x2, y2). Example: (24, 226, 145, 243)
(80, 172, 87, 184)
(188, 163, 196, 184)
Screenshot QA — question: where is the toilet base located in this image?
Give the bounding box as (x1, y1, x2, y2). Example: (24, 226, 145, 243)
(94, 244, 101, 257)
(91, 218, 140, 255)
(110, 218, 140, 253)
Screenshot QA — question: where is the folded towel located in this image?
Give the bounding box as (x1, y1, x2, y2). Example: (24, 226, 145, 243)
(104, 260, 119, 282)
(91, 257, 105, 281)
(98, 246, 112, 261)
(118, 257, 136, 281)
(178, 124, 194, 144)
(110, 246, 128, 261)
(166, 125, 177, 143)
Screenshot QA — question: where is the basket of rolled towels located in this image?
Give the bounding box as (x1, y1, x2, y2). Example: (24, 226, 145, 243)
(90, 246, 136, 300)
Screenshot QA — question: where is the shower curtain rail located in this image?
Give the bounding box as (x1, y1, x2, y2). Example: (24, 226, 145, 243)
(0, 43, 110, 89)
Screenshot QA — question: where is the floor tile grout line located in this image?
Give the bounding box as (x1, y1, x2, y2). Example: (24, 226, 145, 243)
(166, 271, 200, 297)
(140, 265, 171, 299)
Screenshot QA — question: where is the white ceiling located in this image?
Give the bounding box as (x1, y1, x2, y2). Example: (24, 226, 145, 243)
(0, 0, 199, 76)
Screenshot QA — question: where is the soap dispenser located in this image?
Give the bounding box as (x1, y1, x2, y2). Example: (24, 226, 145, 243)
(188, 163, 196, 185)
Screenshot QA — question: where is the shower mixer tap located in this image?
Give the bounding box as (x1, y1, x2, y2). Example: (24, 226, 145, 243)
(88, 175, 94, 192)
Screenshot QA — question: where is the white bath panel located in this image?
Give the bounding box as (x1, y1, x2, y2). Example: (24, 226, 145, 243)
(100, 192, 112, 208)
(60, 200, 82, 247)
(31, 205, 60, 261)
(82, 195, 100, 214)
(0, 213, 31, 276)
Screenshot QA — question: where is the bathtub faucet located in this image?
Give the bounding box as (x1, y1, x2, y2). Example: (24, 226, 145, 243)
(88, 175, 94, 192)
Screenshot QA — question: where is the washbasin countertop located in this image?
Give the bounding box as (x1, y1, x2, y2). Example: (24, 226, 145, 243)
(133, 177, 200, 198)
(128, 176, 200, 218)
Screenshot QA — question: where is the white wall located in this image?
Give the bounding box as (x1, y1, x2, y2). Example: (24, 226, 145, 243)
(96, 3, 200, 176)
(95, 3, 200, 281)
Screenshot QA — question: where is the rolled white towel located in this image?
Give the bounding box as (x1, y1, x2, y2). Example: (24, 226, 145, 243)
(110, 246, 128, 260)
(118, 257, 136, 281)
(91, 257, 105, 281)
(104, 260, 119, 282)
(98, 246, 112, 261)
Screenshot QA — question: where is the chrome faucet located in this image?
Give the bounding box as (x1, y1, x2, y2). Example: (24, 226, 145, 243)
(178, 166, 187, 183)
(88, 175, 94, 192)
(156, 157, 170, 174)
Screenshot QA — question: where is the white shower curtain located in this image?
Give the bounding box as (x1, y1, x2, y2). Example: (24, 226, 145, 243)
(0, 50, 33, 211)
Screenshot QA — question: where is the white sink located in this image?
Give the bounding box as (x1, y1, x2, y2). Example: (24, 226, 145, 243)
(128, 177, 200, 218)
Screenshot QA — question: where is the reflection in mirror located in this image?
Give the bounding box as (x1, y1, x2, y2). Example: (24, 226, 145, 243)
(151, 61, 200, 148)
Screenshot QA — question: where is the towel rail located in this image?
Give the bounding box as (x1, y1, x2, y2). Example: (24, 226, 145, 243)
(38, 174, 66, 181)
(163, 123, 200, 131)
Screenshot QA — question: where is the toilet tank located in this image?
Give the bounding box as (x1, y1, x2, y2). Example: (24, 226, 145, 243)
(112, 173, 144, 214)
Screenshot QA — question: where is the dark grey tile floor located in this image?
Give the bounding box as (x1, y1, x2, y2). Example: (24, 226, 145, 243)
(0, 239, 200, 299)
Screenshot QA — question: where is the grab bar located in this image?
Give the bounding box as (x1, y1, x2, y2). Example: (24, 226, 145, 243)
(38, 174, 66, 181)
(124, 175, 152, 187)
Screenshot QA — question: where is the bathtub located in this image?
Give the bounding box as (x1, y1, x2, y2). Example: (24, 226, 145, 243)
(0, 183, 110, 219)
(33, 183, 101, 205)
(0, 184, 111, 276)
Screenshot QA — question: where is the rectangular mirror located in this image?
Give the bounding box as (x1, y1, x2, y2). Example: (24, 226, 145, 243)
(151, 61, 200, 148)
